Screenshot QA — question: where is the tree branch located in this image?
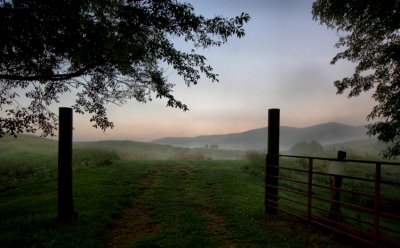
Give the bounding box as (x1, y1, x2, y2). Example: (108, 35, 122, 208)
(0, 62, 104, 82)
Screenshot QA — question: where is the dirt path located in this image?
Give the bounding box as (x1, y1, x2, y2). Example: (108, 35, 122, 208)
(196, 205, 236, 248)
(105, 169, 160, 248)
(105, 164, 236, 248)
(173, 164, 236, 248)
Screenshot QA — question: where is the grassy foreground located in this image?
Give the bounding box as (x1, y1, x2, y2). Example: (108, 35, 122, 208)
(0, 157, 354, 248)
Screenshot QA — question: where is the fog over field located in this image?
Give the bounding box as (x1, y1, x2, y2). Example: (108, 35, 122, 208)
(1, 121, 384, 160)
(151, 122, 370, 151)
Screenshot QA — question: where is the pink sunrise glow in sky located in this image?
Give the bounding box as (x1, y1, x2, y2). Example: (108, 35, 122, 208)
(56, 0, 376, 141)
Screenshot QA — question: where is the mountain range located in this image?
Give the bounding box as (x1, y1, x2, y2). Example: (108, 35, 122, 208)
(151, 122, 371, 151)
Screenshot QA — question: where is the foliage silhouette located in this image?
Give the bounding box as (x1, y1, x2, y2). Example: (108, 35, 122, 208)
(0, 0, 250, 137)
(313, 0, 400, 158)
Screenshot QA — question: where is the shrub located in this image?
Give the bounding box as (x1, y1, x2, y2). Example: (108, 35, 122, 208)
(289, 140, 324, 156)
(241, 151, 264, 180)
(73, 148, 119, 167)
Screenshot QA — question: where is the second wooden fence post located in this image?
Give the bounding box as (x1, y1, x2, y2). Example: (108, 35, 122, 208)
(265, 108, 280, 215)
(328, 151, 346, 221)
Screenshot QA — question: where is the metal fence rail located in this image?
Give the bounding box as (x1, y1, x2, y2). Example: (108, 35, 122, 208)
(266, 154, 400, 247)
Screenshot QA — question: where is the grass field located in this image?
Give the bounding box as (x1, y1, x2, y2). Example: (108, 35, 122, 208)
(0, 134, 244, 189)
(0, 151, 355, 247)
(2, 135, 397, 247)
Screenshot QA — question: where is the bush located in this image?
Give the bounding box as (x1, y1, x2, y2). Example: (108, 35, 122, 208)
(289, 140, 324, 156)
(241, 152, 315, 181)
(73, 148, 119, 167)
(241, 151, 265, 180)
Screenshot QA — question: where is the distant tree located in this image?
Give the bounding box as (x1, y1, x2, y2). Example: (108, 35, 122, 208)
(312, 0, 400, 158)
(289, 140, 324, 156)
(0, 0, 250, 137)
(209, 144, 219, 149)
(310, 140, 324, 155)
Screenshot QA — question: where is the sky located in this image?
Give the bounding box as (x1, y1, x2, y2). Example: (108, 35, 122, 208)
(71, 0, 376, 141)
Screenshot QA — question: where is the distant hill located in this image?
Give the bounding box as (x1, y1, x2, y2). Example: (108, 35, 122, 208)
(0, 134, 57, 155)
(0, 134, 244, 160)
(0, 122, 372, 159)
(151, 122, 370, 151)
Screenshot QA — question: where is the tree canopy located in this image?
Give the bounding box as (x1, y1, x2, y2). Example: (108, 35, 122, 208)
(0, 0, 250, 137)
(312, 0, 400, 158)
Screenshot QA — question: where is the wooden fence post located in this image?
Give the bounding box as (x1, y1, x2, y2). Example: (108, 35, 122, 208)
(328, 151, 346, 221)
(265, 108, 280, 215)
(58, 107, 75, 221)
(373, 162, 381, 246)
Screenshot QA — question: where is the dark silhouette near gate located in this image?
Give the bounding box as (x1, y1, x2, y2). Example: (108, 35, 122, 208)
(265, 108, 280, 215)
(58, 107, 75, 221)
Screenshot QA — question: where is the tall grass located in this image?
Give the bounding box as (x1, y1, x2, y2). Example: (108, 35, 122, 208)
(241, 151, 306, 173)
(241, 151, 400, 244)
(0, 148, 120, 190)
(241, 151, 265, 180)
(73, 148, 119, 167)
(0, 152, 56, 190)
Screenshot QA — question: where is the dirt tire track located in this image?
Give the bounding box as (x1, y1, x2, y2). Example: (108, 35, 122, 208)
(193, 205, 236, 248)
(106, 164, 237, 248)
(175, 164, 236, 248)
(105, 169, 160, 248)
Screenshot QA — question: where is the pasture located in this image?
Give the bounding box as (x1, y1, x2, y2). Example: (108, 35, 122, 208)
(0, 138, 353, 247)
